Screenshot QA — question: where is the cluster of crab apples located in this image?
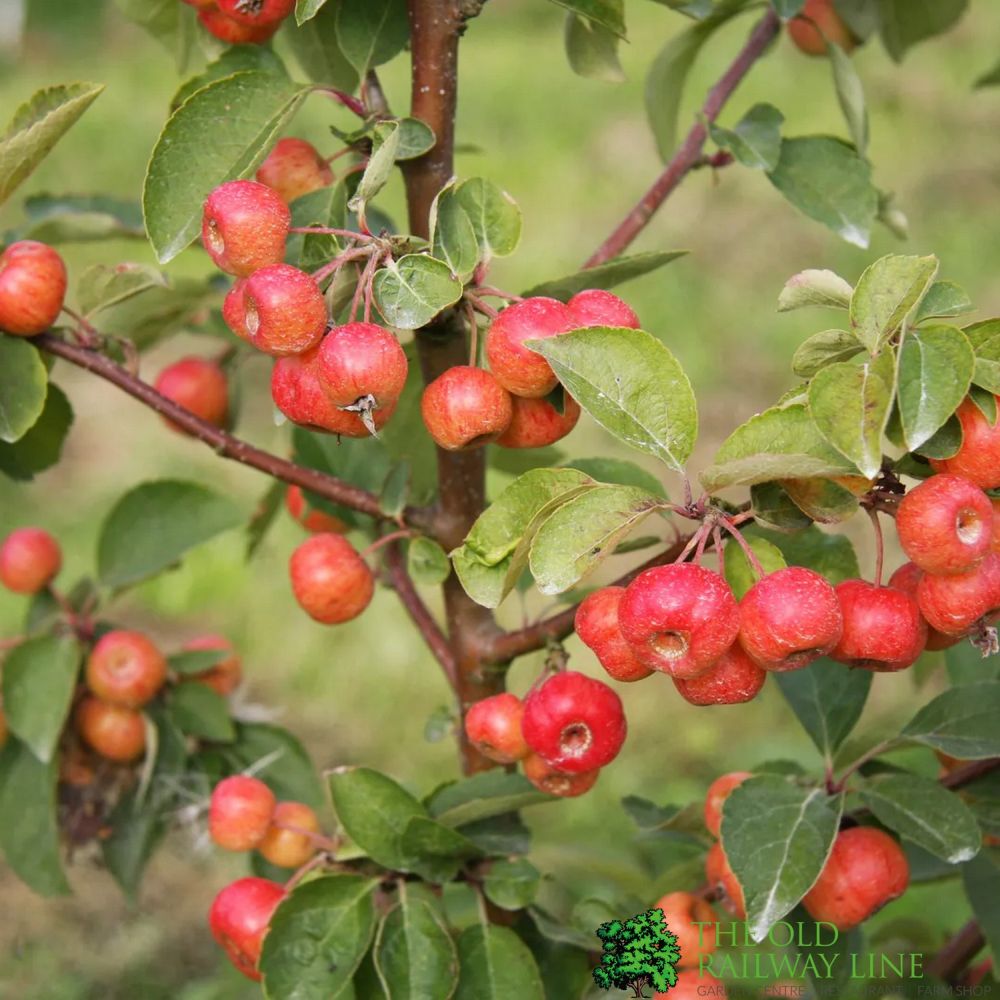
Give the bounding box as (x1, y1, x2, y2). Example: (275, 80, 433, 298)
(180, 0, 295, 46)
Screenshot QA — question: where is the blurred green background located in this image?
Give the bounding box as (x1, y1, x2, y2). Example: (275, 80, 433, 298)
(1, 0, 999, 996)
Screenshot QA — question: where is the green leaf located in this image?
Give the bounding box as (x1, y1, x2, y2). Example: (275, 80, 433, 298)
(964, 319, 1000, 396)
(528, 484, 663, 594)
(913, 281, 973, 324)
(523, 251, 687, 301)
(97, 480, 242, 588)
(878, 0, 968, 62)
(407, 537, 451, 586)
(458, 814, 531, 857)
(0, 740, 69, 895)
(0, 336, 47, 444)
(849, 254, 939, 353)
(19, 193, 144, 244)
(828, 41, 868, 156)
(962, 853, 1000, 966)
(116, 0, 197, 70)
(807, 353, 894, 479)
(721, 776, 843, 941)
(427, 772, 550, 828)
(709, 103, 783, 171)
(749, 482, 812, 533)
(975, 58, 1000, 89)
(527, 326, 698, 471)
(860, 773, 981, 864)
(913, 415, 962, 461)
(168, 683, 235, 743)
(454, 178, 522, 261)
(143, 72, 313, 263)
(752, 524, 860, 584)
(454, 924, 545, 1000)
(286, 0, 360, 89)
(946, 640, 1000, 686)
(374, 887, 459, 1000)
(0, 82, 104, 206)
(0, 383, 72, 482)
(767, 137, 877, 248)
(293, 181, 348, 272)
(792, 329, 864, 378)
(373, 254, 463, 330)
(702, 402, 856, 493)
(430, 181, 479, 283)
(546, 0, 626, 36)
(774, 660, 872, 758)
(167, 649, 229, 676)
(564, 457, 667, 497)
(564, 13, 625, 83)
(401, 816, 483, 864)
(295, 0, 330, 24)
(778, 268, 853, 312)
(393, 117, 436, 160)
(483, 859, 541, 911)
(897, 324, 975, 451)
(348, 121, 401, 219)
(780, 477, 860, 524)
(902, 682, 1000, 759)
(225, 722, 325, 811)
(261, 875, 379, 999)
(336, 0, 409, 77)
(77, 263, 168, 317)
(722, 535, 786, 600)
(172, 45, 288, 110)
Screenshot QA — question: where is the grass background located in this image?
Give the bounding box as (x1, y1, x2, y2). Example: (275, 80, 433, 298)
(1, 0, 999, 996)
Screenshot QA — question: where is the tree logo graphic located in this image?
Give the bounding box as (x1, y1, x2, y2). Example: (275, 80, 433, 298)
(592, 907, 680, 998)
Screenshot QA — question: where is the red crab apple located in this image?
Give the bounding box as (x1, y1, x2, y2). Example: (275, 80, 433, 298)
(705, 841, 745, 918)
(803, 826, 909, 930)
(464, 693, 530, 764)
(993, 499, 1000, 554)
(202, 180, 290, 277)
(218, 0, 295, 27)
(653, 891, 717, 969)
(704, 771, 753, 838)
(86, 630, 167, 708)
(197, 6, 280, 44)
(917, 552, 1000, 636)
(256, 138, 333, 204)
(888, 563, 960, 651)
(285, 484, 348, 534)
(226, 263, 326, 356)
(271, 346, 397, 437)
(209, 877, 286, 982)
(674, 644, 766, 706)
(155, 356, 229, 432)
(0, 527, 61, 594)
(567, 289, 640, 329)
(574, 587, 653, 683)
(788, 0, 859, 55)
(485, 297, 575, 397)
(895, 474, 993, 575)
(737, 566, 843, 671)
(181, 633, 243, 696)
(931, 396, 1000, 490)
(655, 970, 728, 1000)
(209, 775, 277, 852)
(522, 753, 599, 797)
(421, 366, 513, 450)
(75, 697, 146, 763)
(521, 670, 626, 773)
(0, 241, 67, 336)
(496, 393, 581, 449)
(618, 564, 741, 679)
(257, 801, 321, 868)
(829, 580, 927, 672)
(289, 533, 374, 625)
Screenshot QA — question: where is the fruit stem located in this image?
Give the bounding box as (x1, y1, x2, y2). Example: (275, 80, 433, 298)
(272, 823, 342, 854)
(311, 245, 375, 285)
(474, 285, 522, 303)
(830, 738, 895, 794)
(465, 293, 499, 320)
(361, 529, 415, 560)
(868, 508, 885, 587)
(320, 87, 367, 119)
(283, 852, 329, 891)
(720, 518, 765, 578)
(349, 252, 381, 324)
(288, 226, 375, 242)
(465, 299, 480, 367)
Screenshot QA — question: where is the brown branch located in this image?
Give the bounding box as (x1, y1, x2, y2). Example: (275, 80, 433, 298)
(941, 757, 1000, 790)
(36, 333, 435, 534)
(584, 8, 781, 268)
(384, 541, 458, 691)
(925, 920, 986, 983)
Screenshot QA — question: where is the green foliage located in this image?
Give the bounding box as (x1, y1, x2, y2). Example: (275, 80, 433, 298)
(592, 908, 679, 995)
(522, 250, 687, 300)
(0, 382, 73, 481)
(0, 336, 48, 443)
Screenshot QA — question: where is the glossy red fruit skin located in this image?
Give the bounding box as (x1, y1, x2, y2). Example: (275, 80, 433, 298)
(829, 579, 927, 672)
(705, 841, 745, 918)
(737, 566, 843, 671)
(421, 366, 513, 450)
(201, 181, 290, 277)
(496, 393, 581, 449)
(618, 564, 741, 679)
(574, 587, 653, 683)
(674, 644, 766, 706)
(522, 753, 599, 797)
(653, 891, 717, 970)
(704, 771, 752, 838)
(271, 347, 397, 437)
(223, 279, 251, 342)
(181, 633, 243, 696)
(803, 827, 909, 930)
(289, 533, 374, 624)
(197, 6, 281, 44)
(256, 137, 333, 203)
(234, 264, 326, 356)
(218, 0, 295, 27)
(654, 969, 728, 1000)
(0, 527, 61, 593)
(75, 697, 146, 762)
(788, 0, 858, 55)
(257, 801, 320, 868)
(285, 484, 348, 534)
(209, 775, 277, 852)
(521, 670, 627, 773)
(567, 289, 640, 329)
(86, 630, 168, 708)
(155, 357, 229, 431)
(895, 474, 993, 575)
(0, 241, 67, 336)
(464, 693, 530, 763)
(316, 323, 408, 411)
(887, 562, 960, 651)
(485, 297, 575, 397)
(931, 396, 1000, 490)
(917, 553, 1000, 636)
(992, 499, 1000, 554)
(209, 877, 286, 982)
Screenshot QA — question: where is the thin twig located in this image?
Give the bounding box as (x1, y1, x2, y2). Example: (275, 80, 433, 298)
(925, 920, 986, 983)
